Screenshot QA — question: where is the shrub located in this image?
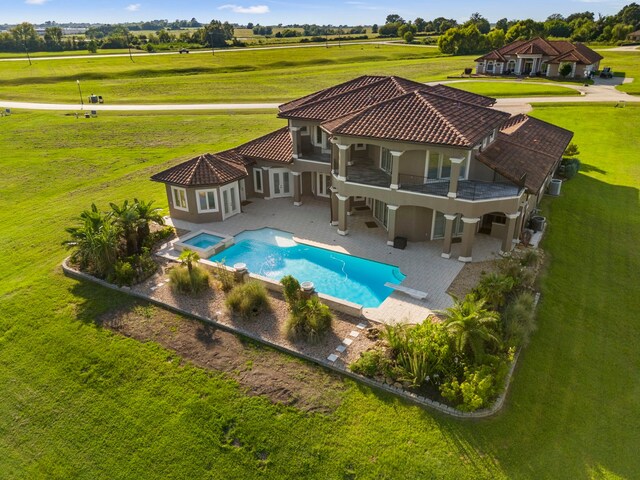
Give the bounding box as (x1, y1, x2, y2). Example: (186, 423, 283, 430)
(169, 264, 210, 295)
(563, 158, 580, 179)
(350, 349, 388, 377)
(112, 260, 135, 286)
(559, 63, 573, 77)
(473, 272, 515, 310)
(283, 296, 332, 342)
(280, 275, 332, 342)
(226, 281, 269, 318)
(440, 361, 507, 411)
(145, 225, 174, 248)
(502, 291, 536, 347)
(212, 261, 236, 292)
(519, 248, 540, 268)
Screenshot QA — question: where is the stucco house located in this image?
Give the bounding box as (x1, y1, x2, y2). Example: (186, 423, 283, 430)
(475, 37, 602, 78)
(152, 75, 572, 262)
(628, 30, 640, 42)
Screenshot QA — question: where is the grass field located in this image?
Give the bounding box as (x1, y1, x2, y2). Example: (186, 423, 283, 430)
(0, 44, 472, 103)
(0, 104, 638, 478)
(599, 50, 640, 95)
(450, 81, 579, 97)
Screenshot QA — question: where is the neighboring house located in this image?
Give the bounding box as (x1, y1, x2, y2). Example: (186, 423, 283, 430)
(475, 37, 603, 78)
(152, 75, 572, 262)
(628, 30, 640, 42)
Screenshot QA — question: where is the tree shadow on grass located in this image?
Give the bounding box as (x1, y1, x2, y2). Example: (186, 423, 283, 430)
(579, 162, 607, 175)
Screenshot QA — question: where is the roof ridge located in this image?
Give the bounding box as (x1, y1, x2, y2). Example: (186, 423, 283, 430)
(493, 133, 558, 160)
(279, 75, 383, 111)
(414, 92, 468, 145)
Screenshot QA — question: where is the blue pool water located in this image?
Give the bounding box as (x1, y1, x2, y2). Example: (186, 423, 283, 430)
(183, 233, 224, 249)
(209, 228, 405, 308)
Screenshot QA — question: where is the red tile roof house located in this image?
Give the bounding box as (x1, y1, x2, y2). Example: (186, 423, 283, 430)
(152, 75, 572, 262)
(475, 37, 603, 78)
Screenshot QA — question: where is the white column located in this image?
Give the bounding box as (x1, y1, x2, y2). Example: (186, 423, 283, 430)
(336, 143, 350, 181)
(389, 150, 404, 190)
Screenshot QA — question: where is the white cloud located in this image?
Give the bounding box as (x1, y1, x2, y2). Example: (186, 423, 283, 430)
(125, 3, 141, 11)
(25, 0, 49, 5)
(218, 4, 270, 14)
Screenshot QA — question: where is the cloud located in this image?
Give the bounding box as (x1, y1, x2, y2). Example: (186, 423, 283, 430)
(25, 0, 49, 5)
(218, 4, 270, 14)
(125, 3, 141, 11)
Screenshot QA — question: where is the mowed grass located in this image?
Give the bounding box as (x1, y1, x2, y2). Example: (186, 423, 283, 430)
(0, 44, 472, 103)
(451, 81, 580, 97)
(599, 50, 640, 95)
(1, 105, 639, 478)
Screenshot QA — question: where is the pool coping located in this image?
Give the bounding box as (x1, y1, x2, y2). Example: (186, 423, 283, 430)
(62, 256, 523, 419)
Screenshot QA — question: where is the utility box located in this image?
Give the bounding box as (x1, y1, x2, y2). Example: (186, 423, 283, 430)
(393, 236, 407, 250)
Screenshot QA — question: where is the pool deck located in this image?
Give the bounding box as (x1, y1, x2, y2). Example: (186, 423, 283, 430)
(163, 197, 503, 324)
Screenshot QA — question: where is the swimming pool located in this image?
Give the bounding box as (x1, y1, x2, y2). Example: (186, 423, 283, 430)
(209, 228, 405, 308)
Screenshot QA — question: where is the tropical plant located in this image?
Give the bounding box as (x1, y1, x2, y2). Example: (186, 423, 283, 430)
(350, 349, 389, 377)
(440, 362, 506, 411)
(178, 249, 200, 274)
(440, 294, 501, 363)
(502, 291, 537, 347)
(134, 198, 164, 249)
(473, 272, 515, 310)
(63, 204, 119, 277)
(280, 276, 332, 342)
(226, 281, 269, 317)
(169, 263, 209, 295)
(110, 200, 141, 256)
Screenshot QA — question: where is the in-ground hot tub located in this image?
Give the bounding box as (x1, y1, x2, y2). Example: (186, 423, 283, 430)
(175, 230, 234, 258)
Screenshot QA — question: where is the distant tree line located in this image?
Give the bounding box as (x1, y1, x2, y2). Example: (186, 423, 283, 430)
(0, 19, 234, 53)
(376, 3, 640, 51)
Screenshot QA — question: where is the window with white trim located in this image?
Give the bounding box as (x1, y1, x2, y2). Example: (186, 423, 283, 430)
(373, 199, 389, 229)
(354, 143, 366, 151)
(253, 168, 263, 193)
(300, 126, 309, 136)
(171, 186, 188, 211)
(316, 173, 331, 197)
(196, 189, 218, 213)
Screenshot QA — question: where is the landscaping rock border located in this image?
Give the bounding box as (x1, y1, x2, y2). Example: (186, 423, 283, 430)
(62, 257, 525, 418)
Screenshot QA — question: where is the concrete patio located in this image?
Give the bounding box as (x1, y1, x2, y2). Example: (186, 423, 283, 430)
(166, 197, 503, 324)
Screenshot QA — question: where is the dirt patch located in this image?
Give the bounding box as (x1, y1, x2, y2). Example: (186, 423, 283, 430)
(447, 260, 500, 298)
(100, 304, 347, 413)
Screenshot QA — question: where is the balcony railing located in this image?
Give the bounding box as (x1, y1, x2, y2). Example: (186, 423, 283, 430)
(299, 148, 330, 163)
(398, 173, 522, 200)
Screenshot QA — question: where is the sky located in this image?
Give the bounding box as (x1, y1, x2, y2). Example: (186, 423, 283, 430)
(0, 0, 629, 25)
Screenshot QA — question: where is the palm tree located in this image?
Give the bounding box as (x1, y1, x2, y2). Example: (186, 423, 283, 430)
(440, 294, 501, 363)
(133, 198, 164, 250)
(179, 249, 200, 274)
(63, 205, 119, 277)
(474, 272, 515, 310)
(110, 200, 140, 256)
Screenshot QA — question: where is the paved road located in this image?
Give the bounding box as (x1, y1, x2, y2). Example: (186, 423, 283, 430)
(0, 41, 435, 63)
(4, 81, 637, 114)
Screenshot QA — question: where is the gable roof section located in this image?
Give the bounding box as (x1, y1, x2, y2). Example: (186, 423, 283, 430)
(476, 37, 602, 65)
(322, 91, 509, 147)
(476, 115, 573, 193)
(427, 84, 496, 107)
(151, 153, 248, 187)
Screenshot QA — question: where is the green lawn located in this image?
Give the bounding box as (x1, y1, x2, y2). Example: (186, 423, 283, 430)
(0, 44, 472, 104)
(451, 81, 580, 97)
(0, 105, 638, 478)
(599, 50, 640, 95)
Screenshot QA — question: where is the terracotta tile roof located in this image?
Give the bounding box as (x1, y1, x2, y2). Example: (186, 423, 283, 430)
(151, 153, 248, 187)
(476, 37, 602, 65)
(476, 115, 573, 193)
(234, 127, 293, 164)
(278, 76, 426, 120)
(321, 91, 509, 147)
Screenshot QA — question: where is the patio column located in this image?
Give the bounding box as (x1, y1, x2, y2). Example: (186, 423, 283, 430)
(516, 58, 523, 75)
(386, 205, 399, 245)
(336, 143, 350, 180)
(441, 214, 457, 259)
(447, 157, 465, 198)
(501, 213, 520, 254)
(389, 150, 403, 189)
(330, 187, 338, 226)
(458, 217, 480, 263)
(337, 194, 349, 235)
(292, 172, 302, 206)
(290, 127, 301, 159)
